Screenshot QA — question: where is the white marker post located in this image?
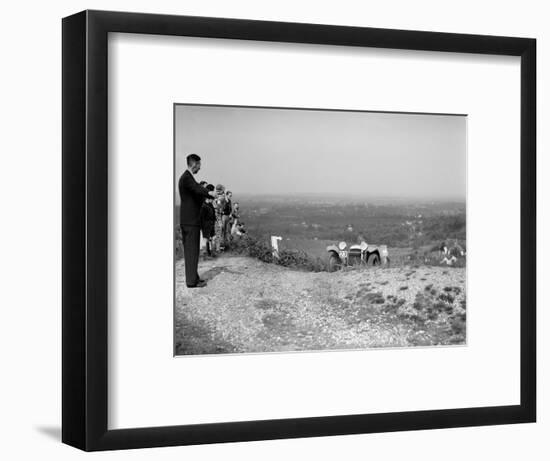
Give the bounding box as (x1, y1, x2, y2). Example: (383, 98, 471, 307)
(271, 236, 282, 260)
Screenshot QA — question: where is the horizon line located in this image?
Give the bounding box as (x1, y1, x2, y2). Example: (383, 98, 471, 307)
(225, 192, 465, 199)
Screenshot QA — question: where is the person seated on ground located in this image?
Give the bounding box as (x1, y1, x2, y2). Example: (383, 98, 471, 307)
(199, 184, 216, 257)
(441, 255, 457, 265)
(231, 219, 241, 236)
(231, 219, 247, 237)
(450, 240, 465, 258)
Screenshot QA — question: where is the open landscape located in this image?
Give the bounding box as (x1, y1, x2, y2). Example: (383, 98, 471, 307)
(174, 104, 467, 355)
(174, 196, 467, 355)
(176, 196, 466, 265)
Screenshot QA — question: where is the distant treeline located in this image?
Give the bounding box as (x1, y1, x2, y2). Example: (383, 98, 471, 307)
(244, 214, 465, 248)
(175, 202, 466, 248)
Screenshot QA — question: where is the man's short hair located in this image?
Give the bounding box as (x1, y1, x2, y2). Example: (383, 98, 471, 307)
(206, 184, 215, 192)
(226, 190, 232, 195)
(186, 154, 201, 166)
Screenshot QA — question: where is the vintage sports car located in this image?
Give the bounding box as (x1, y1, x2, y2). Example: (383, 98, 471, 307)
(326, 241, 389, 272)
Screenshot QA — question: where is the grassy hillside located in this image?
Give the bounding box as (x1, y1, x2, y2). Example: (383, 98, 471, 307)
(175, 197, 466, 268)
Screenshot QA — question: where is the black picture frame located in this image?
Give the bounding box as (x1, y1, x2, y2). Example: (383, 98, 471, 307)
(62, 10, 536, 451)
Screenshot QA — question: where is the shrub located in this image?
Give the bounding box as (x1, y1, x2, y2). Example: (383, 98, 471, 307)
(364, 292, 385, 304)
(277, 248, 327, 272)
(450, 317, 466, 335)
(228, 235, 327, 272)
(413, 293, 430, 311)
(438, 292, 455, 303)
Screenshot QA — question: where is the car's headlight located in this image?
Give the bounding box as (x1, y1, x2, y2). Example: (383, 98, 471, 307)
(338, 241, 347, 250)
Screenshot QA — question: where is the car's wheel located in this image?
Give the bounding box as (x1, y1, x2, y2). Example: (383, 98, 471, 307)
(367, 252, 381, 266)
(328, 253, 341, 272)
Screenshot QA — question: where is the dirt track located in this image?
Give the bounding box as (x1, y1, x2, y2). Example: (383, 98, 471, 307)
(175, 255, 466, 355)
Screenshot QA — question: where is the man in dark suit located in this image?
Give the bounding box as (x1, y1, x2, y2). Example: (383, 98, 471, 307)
(178, 154, 214, 288)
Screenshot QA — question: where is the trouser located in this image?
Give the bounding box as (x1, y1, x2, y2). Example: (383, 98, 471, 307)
(222, 215, 231, 245)
(181, 225, 201, 287)
(214, 217, 223, 251)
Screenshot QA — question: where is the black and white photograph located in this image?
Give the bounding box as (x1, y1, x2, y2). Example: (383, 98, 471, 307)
(174, 104, 467, 355)
(2, 0, 543, 457)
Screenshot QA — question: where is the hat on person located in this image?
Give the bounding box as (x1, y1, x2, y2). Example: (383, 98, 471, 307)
(215, 184, 225, 193)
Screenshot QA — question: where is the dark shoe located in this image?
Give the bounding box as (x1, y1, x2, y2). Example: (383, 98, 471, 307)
(187, 280, 207, 288)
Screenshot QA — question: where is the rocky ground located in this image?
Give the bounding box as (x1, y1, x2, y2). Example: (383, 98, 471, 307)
(174, 255, 466, 355)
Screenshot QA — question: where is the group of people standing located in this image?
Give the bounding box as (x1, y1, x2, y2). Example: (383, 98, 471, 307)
(198, 182, 245, 257)
(178, 153, 245, 288)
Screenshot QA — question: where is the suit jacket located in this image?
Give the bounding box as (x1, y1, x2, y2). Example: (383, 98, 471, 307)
(178, 170, 211, 226)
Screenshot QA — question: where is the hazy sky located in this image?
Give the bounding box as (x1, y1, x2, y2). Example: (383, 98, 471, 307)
(175, 104, 466, 200)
